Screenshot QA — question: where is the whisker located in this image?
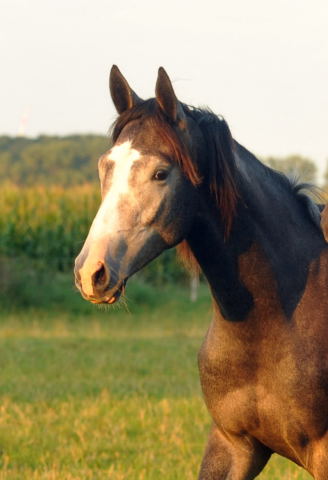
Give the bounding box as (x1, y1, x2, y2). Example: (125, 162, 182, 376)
(119, 295, 130, 314)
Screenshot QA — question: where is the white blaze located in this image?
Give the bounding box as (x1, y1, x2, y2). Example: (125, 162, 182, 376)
(89, 141, 140, 240)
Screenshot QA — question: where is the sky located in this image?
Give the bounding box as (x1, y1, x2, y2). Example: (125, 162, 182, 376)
(1, 0, 328, 178)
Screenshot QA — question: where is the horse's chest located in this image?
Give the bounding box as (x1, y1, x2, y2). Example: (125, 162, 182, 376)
(198, 327, 328, 457)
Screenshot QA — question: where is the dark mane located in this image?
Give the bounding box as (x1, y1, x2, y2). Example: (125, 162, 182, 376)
(264, 162, 322, 229)
(235, 142, 323, 230)
(189, 107, 239, 235)
(289, 181, 322, 228)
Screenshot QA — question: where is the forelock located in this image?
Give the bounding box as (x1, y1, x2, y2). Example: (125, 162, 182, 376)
(110, 99, 201, 186)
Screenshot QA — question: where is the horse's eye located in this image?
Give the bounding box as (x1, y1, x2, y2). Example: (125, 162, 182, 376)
(153, 169, 168, 181)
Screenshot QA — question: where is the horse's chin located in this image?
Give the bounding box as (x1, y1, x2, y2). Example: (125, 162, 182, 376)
(84, 278, 128, 305)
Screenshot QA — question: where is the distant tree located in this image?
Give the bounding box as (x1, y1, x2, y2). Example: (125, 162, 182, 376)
(264, 155, 317, 184)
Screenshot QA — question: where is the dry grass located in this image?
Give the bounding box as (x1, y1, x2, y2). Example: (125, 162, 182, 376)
(0, 285, 313, 479)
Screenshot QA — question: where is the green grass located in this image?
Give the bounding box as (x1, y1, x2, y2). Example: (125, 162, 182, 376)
(0, 280, 312, 479)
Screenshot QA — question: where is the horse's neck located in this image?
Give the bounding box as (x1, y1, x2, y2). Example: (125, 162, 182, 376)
(186, 212, 253, 321)
(188, 148, 325, 322)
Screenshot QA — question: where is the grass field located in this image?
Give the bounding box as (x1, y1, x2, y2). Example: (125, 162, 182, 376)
(0, 277, 312, 479)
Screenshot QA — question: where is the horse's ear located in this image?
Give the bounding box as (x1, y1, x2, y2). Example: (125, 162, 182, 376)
(109, 65, 142, 114)
(155, 67, 185, 123)
(320, 204, 328, 242)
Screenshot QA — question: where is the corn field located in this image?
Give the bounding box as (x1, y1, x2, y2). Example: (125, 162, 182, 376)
(0, 184, 100, 271)
(0, 184, 187, 283)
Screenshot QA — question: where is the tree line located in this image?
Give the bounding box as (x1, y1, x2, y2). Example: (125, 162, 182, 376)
(0, 135, 110, 186)
(0, 135, 324, 186)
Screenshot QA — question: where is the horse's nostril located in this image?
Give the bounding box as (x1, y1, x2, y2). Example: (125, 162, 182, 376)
(77, 258, 110, 297)
(92, 262, 109, 289)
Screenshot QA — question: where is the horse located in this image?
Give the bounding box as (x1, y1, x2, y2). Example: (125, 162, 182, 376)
(74, 65, 328, 479)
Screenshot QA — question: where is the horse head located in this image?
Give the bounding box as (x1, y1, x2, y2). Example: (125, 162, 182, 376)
(74, 66, 202, 304)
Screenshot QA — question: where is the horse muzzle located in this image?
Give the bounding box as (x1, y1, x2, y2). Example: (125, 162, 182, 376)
(74, 250, 128, 305)
(74, 229, 168, 305)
